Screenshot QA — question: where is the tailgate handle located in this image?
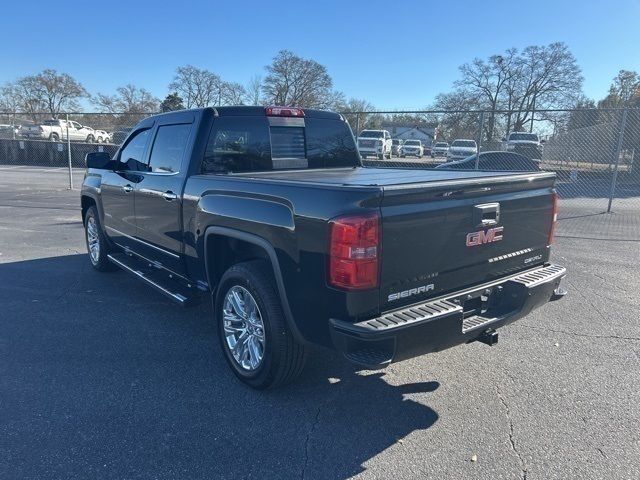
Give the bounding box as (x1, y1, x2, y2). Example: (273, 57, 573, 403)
(474, 203, 500, 227)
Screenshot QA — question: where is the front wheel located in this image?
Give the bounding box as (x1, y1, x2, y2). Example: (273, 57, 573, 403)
(49, 133, 59, 142)
(84, 206, 116, 272)
(86, 135, 94, 143)
(215, 260, 306, 389)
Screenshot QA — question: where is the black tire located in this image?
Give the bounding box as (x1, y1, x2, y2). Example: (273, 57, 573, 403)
(215, 260, 306, 389)
(377, 154, 384, 160)
(49, 133, 59, 142)
(86, 135, 94, 143)
(84, 205, 116, 272)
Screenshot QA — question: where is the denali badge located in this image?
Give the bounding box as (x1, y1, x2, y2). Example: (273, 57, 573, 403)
(388, 284, 434, 302)
(524, 254, 543, 264)
(466, 226, 504, 247)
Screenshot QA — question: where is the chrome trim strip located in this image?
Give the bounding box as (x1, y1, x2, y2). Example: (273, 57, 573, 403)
(488, 247, 534, 263)
(113, 243, 191, 283)
(105, 225, 180, 259)
(107, 254, 187, 304)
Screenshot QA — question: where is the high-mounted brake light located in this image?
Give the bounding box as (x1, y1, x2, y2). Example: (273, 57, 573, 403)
(265, 106, 305, 117)
(548, 192, 558, 244)
(328, 213, 380, 290)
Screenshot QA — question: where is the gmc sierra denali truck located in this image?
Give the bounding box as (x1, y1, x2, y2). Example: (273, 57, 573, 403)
(81, 106, 566, 389)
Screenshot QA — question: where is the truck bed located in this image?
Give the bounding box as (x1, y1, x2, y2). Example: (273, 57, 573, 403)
(231, 166, 555, 188)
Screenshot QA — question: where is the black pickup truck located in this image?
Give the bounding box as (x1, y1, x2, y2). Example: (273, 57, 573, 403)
(81, 106, 566, 389)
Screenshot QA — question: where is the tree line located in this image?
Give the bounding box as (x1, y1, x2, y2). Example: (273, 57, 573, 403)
(1, 44, 638, 139)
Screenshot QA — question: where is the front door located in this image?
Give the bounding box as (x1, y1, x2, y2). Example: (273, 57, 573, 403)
(100, 128, 151, 250)
(134, 120, 194, 274)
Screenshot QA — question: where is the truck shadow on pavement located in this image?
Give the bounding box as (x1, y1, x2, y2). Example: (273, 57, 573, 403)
(0, 253, 440, 480)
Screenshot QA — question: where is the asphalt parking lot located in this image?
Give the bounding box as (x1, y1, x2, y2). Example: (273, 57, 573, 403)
(1, 166, 639, 479)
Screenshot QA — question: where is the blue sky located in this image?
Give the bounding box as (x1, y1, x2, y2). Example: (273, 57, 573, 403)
(2, 0, 639, 110)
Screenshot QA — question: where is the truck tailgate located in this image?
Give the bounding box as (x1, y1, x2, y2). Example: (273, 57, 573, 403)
(379, 172, 556, 310)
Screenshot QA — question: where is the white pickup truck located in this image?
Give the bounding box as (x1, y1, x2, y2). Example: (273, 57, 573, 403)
(503, 132, 544, 160)
(357, 129, 392, 159)
(21, 119, 96, 143)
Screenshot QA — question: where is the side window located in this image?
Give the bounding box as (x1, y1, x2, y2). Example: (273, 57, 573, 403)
(119, 129, 151, 171)
(202, 116, 271, 174)
(72, 122, 81, 129)
(148, 124, 192, 173)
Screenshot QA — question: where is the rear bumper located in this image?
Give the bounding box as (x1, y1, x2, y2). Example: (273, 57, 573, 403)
(330, 264, 566, 367)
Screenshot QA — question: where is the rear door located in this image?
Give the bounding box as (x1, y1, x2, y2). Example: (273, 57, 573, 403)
(133, 114, 195, 274)
(378, 174, 556, 310)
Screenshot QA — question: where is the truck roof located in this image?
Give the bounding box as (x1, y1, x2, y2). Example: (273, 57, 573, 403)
(145, 106, 343, 122)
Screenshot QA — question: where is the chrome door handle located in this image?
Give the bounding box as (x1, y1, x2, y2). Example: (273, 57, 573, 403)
(162, 191, 178, 201)
(122, 184, 133, 193)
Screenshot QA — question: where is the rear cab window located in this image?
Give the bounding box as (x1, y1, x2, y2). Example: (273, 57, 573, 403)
(202, 113, 359, 174)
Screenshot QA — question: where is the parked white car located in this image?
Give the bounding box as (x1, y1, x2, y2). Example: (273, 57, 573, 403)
(447, 139, 478, 161)
(0, 124, 21, 139)
(503, 132, 544, 160)
(399, 139, 424, 158)
(391, 138, 403, 156)
(431, 142, 449, 158)
(357, 129, 392, 159)
(21, 119, 96, 143)
(94, 130, 112, 143)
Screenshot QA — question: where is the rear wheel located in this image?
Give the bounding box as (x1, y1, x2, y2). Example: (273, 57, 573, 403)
(86, 135, 94, 143)
(49, 133, 59, 142)
(215, 260, 306, 389)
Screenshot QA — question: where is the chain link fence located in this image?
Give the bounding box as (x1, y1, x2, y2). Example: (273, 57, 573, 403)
(0, 108, 638, 239)
(348, 108, 639, 240)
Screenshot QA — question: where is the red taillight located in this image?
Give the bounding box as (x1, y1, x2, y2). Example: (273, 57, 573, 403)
(265, 106, 305, 117)
(328, 213, 380, 290)
(548, 192, 558, 244)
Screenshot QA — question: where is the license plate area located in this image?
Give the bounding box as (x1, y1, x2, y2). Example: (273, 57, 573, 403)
(459, 287, 499, 319)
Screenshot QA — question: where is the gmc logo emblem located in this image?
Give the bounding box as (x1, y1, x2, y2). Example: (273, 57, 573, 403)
(466, 226, 504, 246)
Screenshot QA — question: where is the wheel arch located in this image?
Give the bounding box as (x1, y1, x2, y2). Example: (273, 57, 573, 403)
(81, 195, 97, 225)
(204, 226, 306, 344)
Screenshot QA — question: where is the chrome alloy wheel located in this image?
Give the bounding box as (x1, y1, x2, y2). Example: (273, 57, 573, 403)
(223, 285, 266, 371)
(86, 216, 100, 264)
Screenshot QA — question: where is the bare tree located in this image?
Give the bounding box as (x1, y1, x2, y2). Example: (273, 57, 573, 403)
(220, 81, 246, 106)
(431, 90, 483, 141)
(93, 84, 159, 114)
(508, 43, 583, 131)
(246, 75, 263, 105)
(438, 43, 583, 137)
(169, 65, 221, 108)
(1, 69, 86, 120)
(262, 50, 337, 108)
(169, 65, 245, 107)
(455, 49, 518, 140)
(0, 83, 25, 112)
(339, 98, 381, 134)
